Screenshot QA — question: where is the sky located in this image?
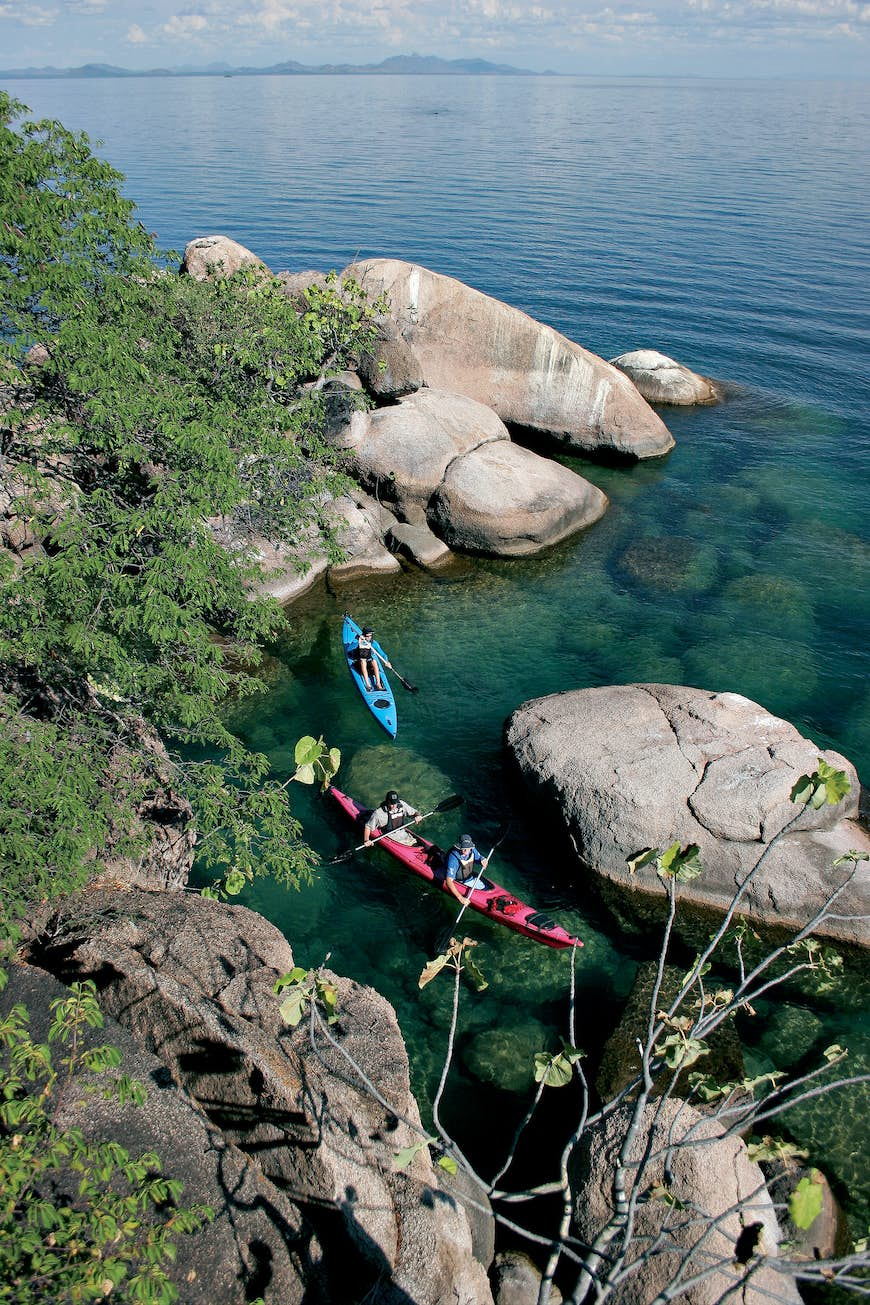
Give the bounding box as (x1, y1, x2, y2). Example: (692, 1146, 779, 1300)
(0, 0, 868, 78)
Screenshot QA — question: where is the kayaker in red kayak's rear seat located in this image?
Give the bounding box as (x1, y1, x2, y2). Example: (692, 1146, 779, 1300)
(364, 790, 422, 847)
(446, 834, 490, 901)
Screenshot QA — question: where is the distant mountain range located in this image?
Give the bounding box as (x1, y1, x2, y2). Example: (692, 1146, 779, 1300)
(0, 54, 543, 80)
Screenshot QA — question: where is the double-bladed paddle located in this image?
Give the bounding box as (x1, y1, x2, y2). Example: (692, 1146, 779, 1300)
(323, 793, 464, 866)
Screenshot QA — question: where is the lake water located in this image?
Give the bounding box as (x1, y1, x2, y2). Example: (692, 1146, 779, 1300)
(7, 73, 869, 1235)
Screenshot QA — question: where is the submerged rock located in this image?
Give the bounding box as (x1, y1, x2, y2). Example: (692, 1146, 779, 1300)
(610, 349, 720, 405)
(504, 684, 870, 948)
(344, 258, 675, 460)
(617, 534, 718, 595)
(596, 961, 745, 1101)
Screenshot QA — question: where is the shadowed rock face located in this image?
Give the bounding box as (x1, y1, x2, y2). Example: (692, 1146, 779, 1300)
(505, 684, 870, 948)
(32, 890, 494, 1305)
(571, 1099, 802, 1305)
(344, 259, 675, 460)
(1, 962, 320, 1305)
(610, 349, 720, 405)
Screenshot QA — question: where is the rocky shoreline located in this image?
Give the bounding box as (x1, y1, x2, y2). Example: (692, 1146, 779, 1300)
(7, 238, 867, 1304)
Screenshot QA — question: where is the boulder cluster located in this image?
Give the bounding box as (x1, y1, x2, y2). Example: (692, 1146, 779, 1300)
(181, 236, 723, 603)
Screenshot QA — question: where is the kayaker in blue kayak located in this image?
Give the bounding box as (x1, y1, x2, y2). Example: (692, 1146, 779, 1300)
(446, 834, 490, 900)
(363, 790, 422, 847)
(351, 625, 392, 692)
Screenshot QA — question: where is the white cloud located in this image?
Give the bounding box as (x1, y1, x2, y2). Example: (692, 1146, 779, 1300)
(0, 2, 58, 23)
(161, 11, 209, 36)
(126, 21, 147, 40)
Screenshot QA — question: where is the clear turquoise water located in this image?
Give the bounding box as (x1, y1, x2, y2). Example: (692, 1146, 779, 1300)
(8, 72, 868, 1224)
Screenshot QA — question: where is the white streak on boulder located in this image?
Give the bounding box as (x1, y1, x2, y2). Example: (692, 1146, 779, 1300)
(344, 259, 675, 459)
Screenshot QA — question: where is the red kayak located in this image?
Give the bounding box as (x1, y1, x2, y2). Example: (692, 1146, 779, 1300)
(329, 786, 582, 951)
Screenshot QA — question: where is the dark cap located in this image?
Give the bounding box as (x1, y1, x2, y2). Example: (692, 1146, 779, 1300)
(385, 790, 400, 805)
(362, 627, 374, 636)
(457, 834, 474, 849)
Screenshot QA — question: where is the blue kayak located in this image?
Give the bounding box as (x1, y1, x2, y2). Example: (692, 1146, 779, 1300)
(342, 614, 397, 738)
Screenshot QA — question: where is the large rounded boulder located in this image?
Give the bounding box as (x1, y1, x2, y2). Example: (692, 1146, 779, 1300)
(504, 684, 869, 947)
(181, 235, 270, 280)
(610, 349, 719, 405)
(344, 259, 675, 460)
(351, 387, 509, 510)
(428, 441, 608, 557)
(571, 1099, 801, 1304)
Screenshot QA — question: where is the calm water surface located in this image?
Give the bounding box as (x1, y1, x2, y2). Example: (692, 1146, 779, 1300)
(8, 73, 869, 1224)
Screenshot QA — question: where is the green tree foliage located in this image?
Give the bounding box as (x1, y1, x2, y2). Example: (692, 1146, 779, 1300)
(0, 973, 213, 1302)
(0, 92, 379, 931)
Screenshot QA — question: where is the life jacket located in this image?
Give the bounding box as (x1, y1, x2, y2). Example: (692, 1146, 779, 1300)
(357, 634, 374, 655)
(384, 804, 405, 832)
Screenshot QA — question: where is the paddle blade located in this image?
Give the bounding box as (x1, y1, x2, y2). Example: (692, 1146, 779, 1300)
(434, 794, 464, 814)
(322, 849, 355, 866)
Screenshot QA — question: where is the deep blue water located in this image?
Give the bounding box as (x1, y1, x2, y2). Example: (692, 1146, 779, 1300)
(7, 73, 869, 1224)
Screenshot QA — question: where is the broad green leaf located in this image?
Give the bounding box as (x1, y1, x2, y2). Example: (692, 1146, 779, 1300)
(436, 1154, 458, 1175)
(394, 1138, 431, 1169)
(418, 953, 450, 989)
(278, 991, 308, 1028)
(294, 735, 322, 766)
(294, 763, 316, 785)
(274, 968, 308, 992)
(626, 847, 661, 875)
(658, 841, 682, 873)
(224, 869, 246, 896)
(534, 1051, 574, 1087)
(790, 777, 814, 805)
(789, 1172, 824, 1230)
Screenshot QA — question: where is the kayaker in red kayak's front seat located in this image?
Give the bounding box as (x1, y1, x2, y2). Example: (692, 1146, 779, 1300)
(445, 834, 490, 901)
(352, 625, 392, 692)
(364, 790, 423, 847)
